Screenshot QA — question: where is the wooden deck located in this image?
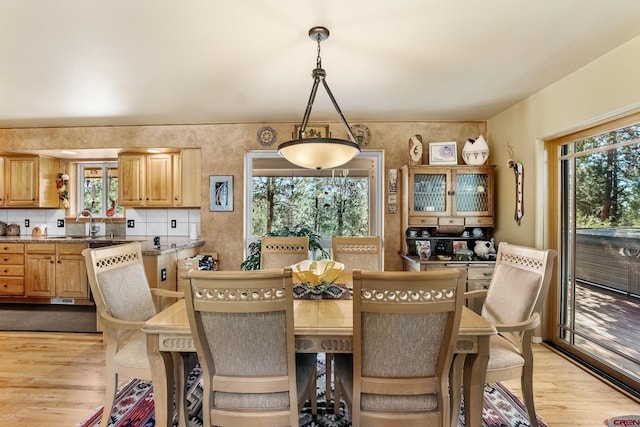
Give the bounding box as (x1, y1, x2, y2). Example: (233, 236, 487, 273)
(567, 281, 640, 386)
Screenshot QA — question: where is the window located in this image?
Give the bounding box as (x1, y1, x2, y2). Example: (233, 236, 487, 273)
(548, 112, 640, 395)
(245, 151, 383, 255)
(76, 162, 123, 217)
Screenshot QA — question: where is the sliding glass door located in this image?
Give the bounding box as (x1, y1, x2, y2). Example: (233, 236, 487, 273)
(549, 114, 640, 395)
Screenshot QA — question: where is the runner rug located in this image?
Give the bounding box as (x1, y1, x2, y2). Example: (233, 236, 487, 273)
(78, 356, 548, 427)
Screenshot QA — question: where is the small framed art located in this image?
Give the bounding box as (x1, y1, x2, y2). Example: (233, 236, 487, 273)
(209, 175, 233, 212)
(429, 141, 458, 165)
(294, 125, 330, 139)
(452, 240, 468, 254)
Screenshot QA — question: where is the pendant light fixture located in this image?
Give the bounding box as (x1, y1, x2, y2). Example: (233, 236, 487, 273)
(277, 26, 360, 170)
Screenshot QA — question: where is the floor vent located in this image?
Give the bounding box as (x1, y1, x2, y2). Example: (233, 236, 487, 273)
(51, 298, 75, 305)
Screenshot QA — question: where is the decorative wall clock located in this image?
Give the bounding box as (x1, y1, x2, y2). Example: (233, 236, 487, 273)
(257, 126, 277, 146)
(350, 124, 371, 146)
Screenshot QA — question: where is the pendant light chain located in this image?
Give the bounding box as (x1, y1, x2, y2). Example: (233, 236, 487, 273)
(316, 34, 322, 69)
(277, 26, 361, 170)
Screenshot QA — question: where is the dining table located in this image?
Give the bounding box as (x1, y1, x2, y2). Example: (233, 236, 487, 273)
(142, 278, 496, 427)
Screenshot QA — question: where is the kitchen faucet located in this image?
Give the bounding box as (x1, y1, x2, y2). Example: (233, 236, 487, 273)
(76, 209, 99, 237)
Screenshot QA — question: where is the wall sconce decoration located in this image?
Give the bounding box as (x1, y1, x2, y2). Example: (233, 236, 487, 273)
(507, 157, 524, 225)
(56, 173, 70, 208)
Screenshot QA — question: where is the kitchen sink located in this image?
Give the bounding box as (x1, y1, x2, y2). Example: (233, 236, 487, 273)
(44, 236, 88, 240)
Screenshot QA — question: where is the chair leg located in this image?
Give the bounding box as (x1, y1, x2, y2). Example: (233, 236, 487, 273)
(326, 353, 333, 405)
(101, 372, 118, 426)
(333, 373, 342, 414)
(449, 353, 465, 427)
(521, 368, 539, 427)
(311, 361, 318, 415)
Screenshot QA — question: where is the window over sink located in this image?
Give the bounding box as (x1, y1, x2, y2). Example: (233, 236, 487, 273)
(76, 162, 123, 218)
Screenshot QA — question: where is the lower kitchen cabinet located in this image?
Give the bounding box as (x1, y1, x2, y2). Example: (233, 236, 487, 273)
(25, 243, 89, 302)
(0, 243, 25, 297)
(142, 246, 200, 310)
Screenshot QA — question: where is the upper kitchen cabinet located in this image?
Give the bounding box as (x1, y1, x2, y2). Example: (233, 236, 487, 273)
(118, 153, 145, 206)
(3, 156, 59, 208)
(0, 157, 4, 205)
(401, 165, 495, 228)
(118, 149, 200, 208)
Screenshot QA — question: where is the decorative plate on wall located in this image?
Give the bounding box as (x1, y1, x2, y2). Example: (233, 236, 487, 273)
(350, 124, 371, 146)
(257, 126, 277, 146)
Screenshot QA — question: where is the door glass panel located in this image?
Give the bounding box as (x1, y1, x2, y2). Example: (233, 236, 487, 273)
(414, 173, 446, 212)
(455, 173, 489, 212)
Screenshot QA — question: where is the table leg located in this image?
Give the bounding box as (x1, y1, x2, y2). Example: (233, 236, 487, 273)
(462, 335, 490, 427)
(146, 334, 176, 427)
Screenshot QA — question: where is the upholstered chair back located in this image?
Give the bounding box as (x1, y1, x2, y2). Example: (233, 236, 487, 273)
(336, 268, 465, 427)
(260, 236, 309, 269)
(332, 236, 381, 271)
(482, 242, 556, 347)
(185, 267, 317, 427)
(82, 242, 185, 427)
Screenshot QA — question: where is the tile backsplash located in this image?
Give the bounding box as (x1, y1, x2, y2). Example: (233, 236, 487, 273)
(0, 208, 201, 238)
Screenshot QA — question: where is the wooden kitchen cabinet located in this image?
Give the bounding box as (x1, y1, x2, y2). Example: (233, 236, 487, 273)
(0, 243, 25, 297)
(118, 153, 145, 206)
(118, 149, 201, 208)
(0, 157, 4, 206)
(145, 153, 173, 206)
(142, 246, 200, 310)
(25, 243, 89, 301)
(4, 156, 59, 207)
(55, 244, 89, 299)
(175, 149, 201, 207)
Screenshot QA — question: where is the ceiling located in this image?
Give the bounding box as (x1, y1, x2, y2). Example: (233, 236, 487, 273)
(2, 0, 640, 129)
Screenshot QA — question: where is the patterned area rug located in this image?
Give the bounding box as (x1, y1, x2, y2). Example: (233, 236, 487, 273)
(78, 355, 547, 427)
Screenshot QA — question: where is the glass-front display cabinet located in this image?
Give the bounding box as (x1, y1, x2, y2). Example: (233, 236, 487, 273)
(400, 164, 496, 257)
(402, 165, 495, 227)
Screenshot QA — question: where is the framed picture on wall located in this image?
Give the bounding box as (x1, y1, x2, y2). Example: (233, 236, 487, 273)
(209, 175, 233, 212)
(293, 124, 330, 139)
(429, 141, 458, 165)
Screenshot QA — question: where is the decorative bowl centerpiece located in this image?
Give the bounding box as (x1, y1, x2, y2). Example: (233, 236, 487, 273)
(291, 260, 345, 295)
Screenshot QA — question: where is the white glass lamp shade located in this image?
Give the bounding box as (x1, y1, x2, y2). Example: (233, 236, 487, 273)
(278, 138, 360, 170)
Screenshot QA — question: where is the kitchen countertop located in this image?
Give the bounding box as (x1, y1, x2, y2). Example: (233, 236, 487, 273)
(0, 235, 205, 256)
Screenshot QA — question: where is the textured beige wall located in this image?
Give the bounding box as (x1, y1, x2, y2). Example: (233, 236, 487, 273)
(487, 34, 640, 250)
(0, 120, 486, 270)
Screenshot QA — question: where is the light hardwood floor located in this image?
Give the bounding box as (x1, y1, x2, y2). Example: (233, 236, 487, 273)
(0, 331, 637, 427)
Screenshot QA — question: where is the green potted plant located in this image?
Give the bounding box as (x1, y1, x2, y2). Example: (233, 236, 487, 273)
(240, 225, 329, 270)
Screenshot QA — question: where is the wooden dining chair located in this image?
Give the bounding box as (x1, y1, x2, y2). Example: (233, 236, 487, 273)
(260, 236, 309, 269)
(331, 236, 382, 271)
(449, 242, 556, 427)
(334, 268, 465, 427)
(82, 242, 188, 427)
(185, 267, 317, 427)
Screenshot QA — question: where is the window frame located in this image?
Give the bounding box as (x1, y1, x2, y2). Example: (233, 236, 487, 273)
(76, 161, 121, 218)
(244, 150, 384, 257)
